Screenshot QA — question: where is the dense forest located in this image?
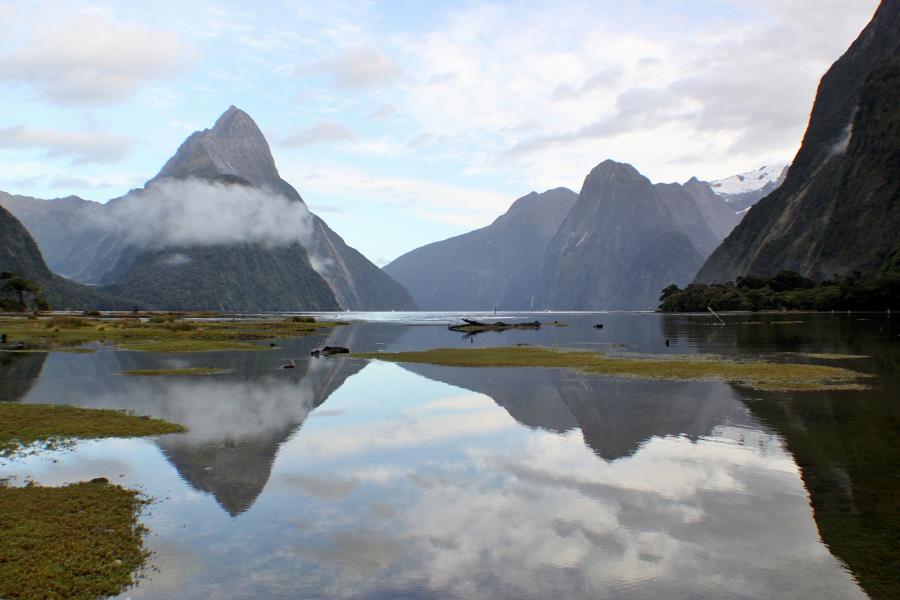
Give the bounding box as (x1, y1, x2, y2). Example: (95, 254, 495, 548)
(659, 266, 900, 312)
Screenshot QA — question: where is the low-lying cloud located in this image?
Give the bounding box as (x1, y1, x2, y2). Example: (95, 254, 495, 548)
(98, 178, 315, 250)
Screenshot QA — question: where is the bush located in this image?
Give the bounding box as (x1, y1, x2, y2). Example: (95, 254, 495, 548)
(288, 316, 316, 323)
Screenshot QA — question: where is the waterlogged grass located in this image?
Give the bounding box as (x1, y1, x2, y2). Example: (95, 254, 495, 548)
(0, 315, 343, 353)
(0, 403, 186, 457)
(0, 481, 148, 600)
(354, 346, 870, 391)
(120, 367, 228, 376)
(117, 339, 262, 353)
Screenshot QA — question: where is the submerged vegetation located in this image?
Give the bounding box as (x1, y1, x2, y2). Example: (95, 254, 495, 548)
(0, 403, 186, 456)
(0, 314, 343, 353)
(0, 481, 149, 600)
(659, 270, 900, 312)
(353, 346, 870, 391)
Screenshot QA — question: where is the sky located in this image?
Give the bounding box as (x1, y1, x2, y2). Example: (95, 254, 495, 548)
(0, 0, 880, 265)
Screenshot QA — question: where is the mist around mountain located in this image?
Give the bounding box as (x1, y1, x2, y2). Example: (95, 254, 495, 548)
(2, 106, 414, 312)
(696, 0, 900, 284)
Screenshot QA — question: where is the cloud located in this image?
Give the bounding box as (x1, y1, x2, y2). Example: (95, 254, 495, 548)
(0, 125, 133, 164)
(285, 164, 513, 228)
(389, 0, 879, 185)
(298, 46, 402, 90)
(0, 13, 188, 105)
(282, 122, 358, 147)
(98, 178, 315, 249)
(369, 103, 397, 118)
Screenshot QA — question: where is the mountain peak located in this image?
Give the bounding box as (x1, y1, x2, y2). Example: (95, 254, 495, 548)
(581, 160, 647, 193)
(149, 106, 281, 189)
(211, 105, 261, 137)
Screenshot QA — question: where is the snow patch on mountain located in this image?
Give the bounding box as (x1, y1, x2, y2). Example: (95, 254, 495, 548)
(708, 164, 788, 196)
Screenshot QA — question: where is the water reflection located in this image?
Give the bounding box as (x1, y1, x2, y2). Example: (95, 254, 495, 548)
(0, 316, 884, 598)
(0, 350, 47, 400)
(1, 328, 379, 516)
(400, 364, 755, 461)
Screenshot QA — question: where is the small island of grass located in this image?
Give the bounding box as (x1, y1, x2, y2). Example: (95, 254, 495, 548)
(0, 403, 186, 457)
(353, 346, 870, 392)
(0, 480, 149, 600)
(0, 314, 344, 353)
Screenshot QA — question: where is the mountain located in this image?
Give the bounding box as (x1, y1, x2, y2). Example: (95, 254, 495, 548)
(539, 160, 712, 310)
(120, 106, 414, 310)
(384, 188, 577, 310)
(0, 192, 125, 283)
(4, 106, 415, 311)
(706, 164, 788, 213)
(0, 203, 129, 309)
(697, 1, 900, 283)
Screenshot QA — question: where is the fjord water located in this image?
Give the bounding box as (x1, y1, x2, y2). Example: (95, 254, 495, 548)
(2, 313, 897, 599)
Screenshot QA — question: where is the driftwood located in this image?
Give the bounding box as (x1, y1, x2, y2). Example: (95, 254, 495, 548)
(311, 346, 350, 357)
(448, 319, 541, 333)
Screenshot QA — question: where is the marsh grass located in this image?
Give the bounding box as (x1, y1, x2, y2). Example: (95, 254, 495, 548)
(0, 403, 186, 457)
(0, 481, 149, 600)
(120, 367, 227, 376)
(353, 346, 870, 391)
(0, 316, 344, 353)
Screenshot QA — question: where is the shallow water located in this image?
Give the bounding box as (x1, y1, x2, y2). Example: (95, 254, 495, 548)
(2, 312, 898, 599)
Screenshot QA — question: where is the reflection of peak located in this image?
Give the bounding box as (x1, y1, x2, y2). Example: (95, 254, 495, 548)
(159, 426, 296, 516)
(399, 364, 752, 461)
(152, 331, 371, 516)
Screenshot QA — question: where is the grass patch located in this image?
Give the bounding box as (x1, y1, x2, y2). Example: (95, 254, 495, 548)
(0, 403, 186, 457)
(0, 316, 343, 353)
(0, 481, 148, 600)
(795, 353, 870, 360)
(353, 346, 870, 391)
(120, 367, 227, 376)
(117, 339, 262, 353)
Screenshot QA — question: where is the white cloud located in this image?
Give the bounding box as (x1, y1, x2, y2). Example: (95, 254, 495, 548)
(387, 0, 879, 186)
(282, 122, 358, 147)
(298, 46, 402, 90)
(98, 178, 315, 249)
(288, 163, 513, 228)
(0, 11, 189, 105)
(0, 125, 133, 164)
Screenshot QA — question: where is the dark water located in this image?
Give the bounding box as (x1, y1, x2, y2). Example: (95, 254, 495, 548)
(1, 312, 898, 599)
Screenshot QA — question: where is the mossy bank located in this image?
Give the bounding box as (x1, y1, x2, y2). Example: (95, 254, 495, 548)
(353, 346, 870, 392)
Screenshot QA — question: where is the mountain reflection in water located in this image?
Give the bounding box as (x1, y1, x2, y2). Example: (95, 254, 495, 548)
(1, 313, 890, 599)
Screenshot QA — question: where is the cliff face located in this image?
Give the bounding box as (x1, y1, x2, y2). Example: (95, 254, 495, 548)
(384, 188, 578, 310)
(0, 204, 130, 309)
(540, 161, 706, 310)
(696, 1, 900, 283)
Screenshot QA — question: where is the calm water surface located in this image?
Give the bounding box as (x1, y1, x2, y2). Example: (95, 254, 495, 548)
(2, 312, 898, 599)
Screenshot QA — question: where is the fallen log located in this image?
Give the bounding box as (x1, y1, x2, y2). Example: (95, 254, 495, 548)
(448, 320, 541, 333)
